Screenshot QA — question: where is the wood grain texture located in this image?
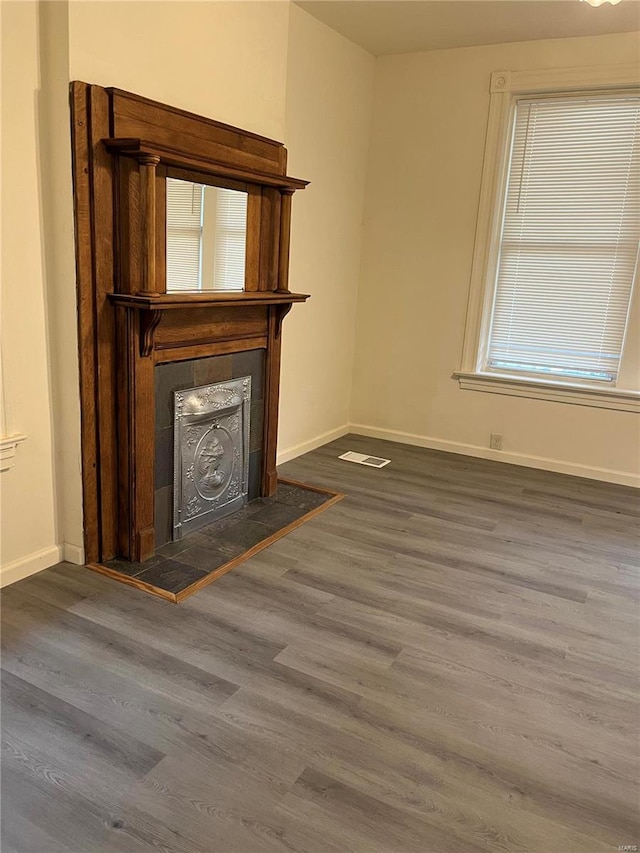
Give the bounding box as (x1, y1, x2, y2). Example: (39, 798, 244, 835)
(70, 82, 100, 563)
(90, 86, 120, 562)
(277, 190, 294, 293)
(105, 138, 308, 191)
(2, 435, 638, 852)
(137, 154, 160, 296)
(109, 87, 287, 176)
(153, 335, 267, 365)
(262, 306, 283, 495)
(155, 165, 166, 294)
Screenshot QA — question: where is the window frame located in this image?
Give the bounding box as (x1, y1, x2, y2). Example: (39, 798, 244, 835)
(456, 64, 640, 413)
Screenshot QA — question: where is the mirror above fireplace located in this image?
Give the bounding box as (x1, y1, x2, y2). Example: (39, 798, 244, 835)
(166, 178, 248, 294)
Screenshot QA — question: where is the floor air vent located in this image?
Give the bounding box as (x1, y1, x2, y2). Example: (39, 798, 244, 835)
(339, 451, 391, 468)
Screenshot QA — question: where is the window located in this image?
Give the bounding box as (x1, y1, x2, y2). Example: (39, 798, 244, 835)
(166, 178, 247, 292)
(458, 66, 640, 412)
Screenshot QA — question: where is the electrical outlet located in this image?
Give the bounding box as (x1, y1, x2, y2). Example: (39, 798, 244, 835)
(490, 433, 503, 450)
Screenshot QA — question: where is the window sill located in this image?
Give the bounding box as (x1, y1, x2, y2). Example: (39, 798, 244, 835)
(453, 372, 640, 413)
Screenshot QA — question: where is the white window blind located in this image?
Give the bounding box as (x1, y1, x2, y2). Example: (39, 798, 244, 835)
(487, 94, 640, 383)
(212, 188, 247, 292)
(166, 178, 203, 291)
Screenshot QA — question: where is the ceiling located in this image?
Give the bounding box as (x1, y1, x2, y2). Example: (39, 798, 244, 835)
(295, 0, 640, 55)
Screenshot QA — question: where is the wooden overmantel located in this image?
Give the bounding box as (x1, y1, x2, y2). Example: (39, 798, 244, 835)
(70, 83, 310, 564)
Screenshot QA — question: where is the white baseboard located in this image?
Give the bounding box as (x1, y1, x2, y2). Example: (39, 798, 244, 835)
(277, 424, 350, 465)
(0, 544, 63, 588)
(63, 542, 85, 565)
(349, 423, 640, 488)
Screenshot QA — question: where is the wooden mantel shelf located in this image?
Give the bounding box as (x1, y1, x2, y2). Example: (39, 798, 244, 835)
(108, 291, 310, 310)
(109, 290, 310, 358)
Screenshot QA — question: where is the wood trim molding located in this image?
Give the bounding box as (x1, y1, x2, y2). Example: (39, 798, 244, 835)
(154, 336, 267, 365)
(108, 87, 288, 176)
(137, 154, 161, 296)
(104, 138, 308, 191)
(109, 292, 309, 360)
(70, 82, 310, 566)
(140, 309, 162, 357)
(108, 291, 309, 310)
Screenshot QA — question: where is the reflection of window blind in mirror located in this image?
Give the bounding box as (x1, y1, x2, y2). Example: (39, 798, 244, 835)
(212, 189, 247, 291)
(166, 179, 203, 291)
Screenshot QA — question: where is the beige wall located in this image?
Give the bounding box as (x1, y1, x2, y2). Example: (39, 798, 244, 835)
(68, 0, 290, 141)
(352, 32, 640, 484)
(278, 4, 374, 460)
(1, 1, 59, 580)
(39, 0, 84, 567)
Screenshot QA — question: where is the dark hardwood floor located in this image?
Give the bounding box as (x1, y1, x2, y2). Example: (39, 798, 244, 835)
(2, 434, 638, 852)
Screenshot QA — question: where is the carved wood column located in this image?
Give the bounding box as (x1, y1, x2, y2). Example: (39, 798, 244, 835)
(116, 305, 156, 562)
(277, 189, 294, 293)
(262, 305, 283, 496)
(137, 154, 161, 297)
(261, 189, 295, 494)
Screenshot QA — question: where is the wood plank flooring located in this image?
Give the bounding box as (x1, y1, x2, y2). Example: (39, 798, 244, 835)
(2, 434, 638, 852)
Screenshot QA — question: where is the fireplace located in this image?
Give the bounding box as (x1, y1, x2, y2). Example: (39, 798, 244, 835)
(71, 82, 313, 567)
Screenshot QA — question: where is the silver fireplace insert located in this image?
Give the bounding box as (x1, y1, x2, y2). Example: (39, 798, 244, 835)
(172, 376, 251, 539)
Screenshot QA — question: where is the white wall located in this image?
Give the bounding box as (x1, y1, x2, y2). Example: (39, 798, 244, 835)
(1, 1, 60, 582)
(278, 4, 374, 461)
(39, 0, 84, 567)
(68, 0, 290, 141)
(352, 32, 640, 485)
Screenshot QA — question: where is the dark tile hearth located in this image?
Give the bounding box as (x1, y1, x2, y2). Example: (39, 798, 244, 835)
(250, 501, 306, 528)
(173, 544, 244, 572)
(217, 519, 275, 551)
(135, 559, 209, 591)
(102, 482, 338, 597)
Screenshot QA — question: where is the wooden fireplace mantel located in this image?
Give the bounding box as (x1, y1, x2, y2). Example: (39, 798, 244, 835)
(107, 291, 310, 310)
(70, 82, 310, 564)
(108, 291, 310, 359)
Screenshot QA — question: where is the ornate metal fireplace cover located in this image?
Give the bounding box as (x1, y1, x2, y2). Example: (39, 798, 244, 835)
(173, 376, 251, 539)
